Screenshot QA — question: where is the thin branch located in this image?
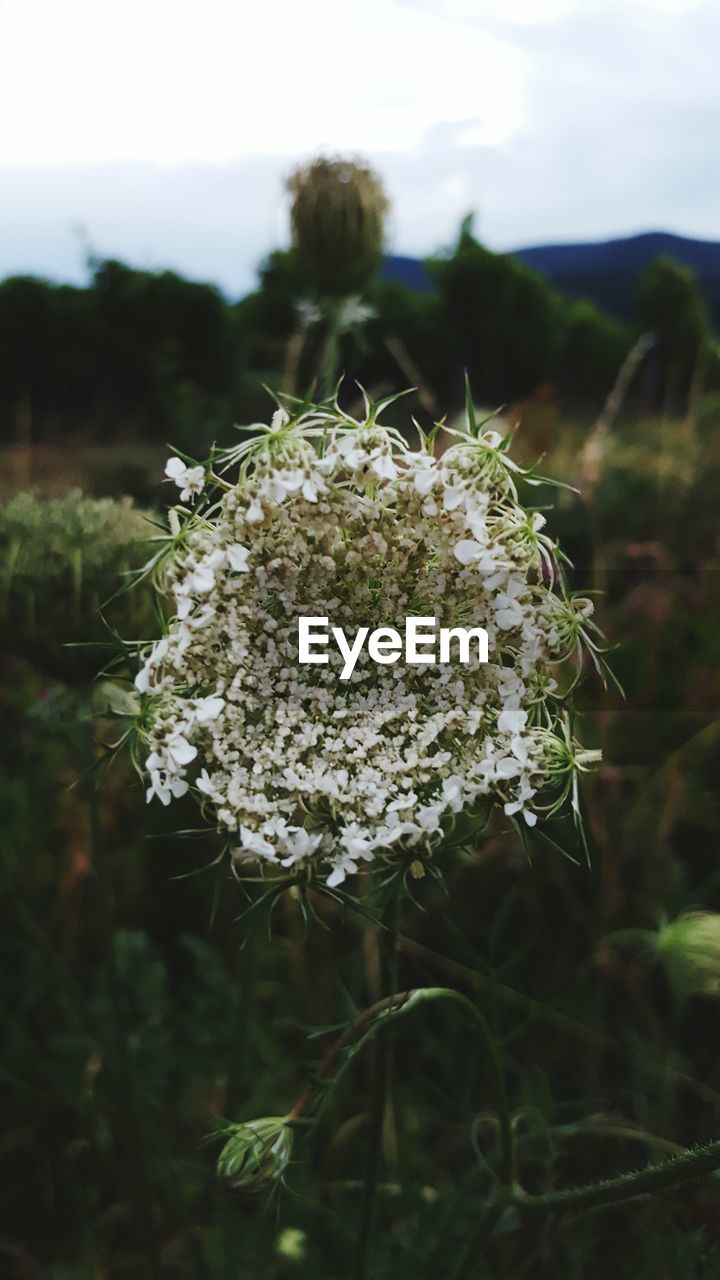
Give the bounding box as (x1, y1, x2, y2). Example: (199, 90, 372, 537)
(288, 986, 513, 1188)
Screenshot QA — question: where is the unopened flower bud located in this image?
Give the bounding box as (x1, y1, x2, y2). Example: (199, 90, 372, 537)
(216, 1116, 293, 1192)
(656, 911, 720, 999)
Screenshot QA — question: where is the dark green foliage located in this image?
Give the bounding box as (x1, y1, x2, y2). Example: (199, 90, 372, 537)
(0, 235, 688, 461)
(558, 300, 629, 405)
(410, 220, 632, 415)
(234, 250, 311, 383)
(637, 256, 710, 416)
(3, 406, 720, 1276)
(3, 231, 718, 453)
(0, 263, 241, 453)
(430, 221, 566, 404)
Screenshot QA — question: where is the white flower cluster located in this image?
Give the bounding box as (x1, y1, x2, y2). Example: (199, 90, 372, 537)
(135, 400, 599, 888)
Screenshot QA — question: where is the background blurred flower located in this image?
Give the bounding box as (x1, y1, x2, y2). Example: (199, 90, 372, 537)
(0, 490, 155, 682)
(656, 911, 720, 1000)
(287, 155, 388, 299)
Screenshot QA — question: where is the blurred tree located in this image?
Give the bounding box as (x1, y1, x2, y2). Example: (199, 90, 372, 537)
(0, 277, 55, 447)
(2, 231, 714, 454)
(236, 250, 306, 371)
(557, 299, 630, 407)
(0, 262, 244, 451)
(637, 256, 711, 418)
(430, 215, 564, 406)
(90, 259, 237, 441)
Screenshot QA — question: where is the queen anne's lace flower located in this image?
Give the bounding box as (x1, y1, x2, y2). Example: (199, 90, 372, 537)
(135, 397, 601, 887)
(165, 456, 206, 503)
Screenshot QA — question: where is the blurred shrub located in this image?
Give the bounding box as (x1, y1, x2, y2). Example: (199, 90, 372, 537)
(0, 490, 156, 681)
(591, 418, 720, 556)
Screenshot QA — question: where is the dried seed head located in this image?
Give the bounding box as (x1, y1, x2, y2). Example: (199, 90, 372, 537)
(287, 154, 388, 297)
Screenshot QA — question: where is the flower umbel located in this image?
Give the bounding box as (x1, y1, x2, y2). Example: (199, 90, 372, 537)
(134, 392, 603, 888)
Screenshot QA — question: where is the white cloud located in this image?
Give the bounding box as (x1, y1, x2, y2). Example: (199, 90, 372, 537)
(397, 0, 578, 24)
(0, 0, 718, 289)
(0, 0, 525, 163)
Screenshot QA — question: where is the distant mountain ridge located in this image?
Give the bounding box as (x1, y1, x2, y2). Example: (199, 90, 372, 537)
(383, 231, 720, 327)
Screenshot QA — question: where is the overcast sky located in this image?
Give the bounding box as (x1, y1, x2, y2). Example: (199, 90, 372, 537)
(1, 0, 718, 296)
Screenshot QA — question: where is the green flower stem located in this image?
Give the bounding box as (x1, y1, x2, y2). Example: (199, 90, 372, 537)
(511, 1138, 720, 1213)
(302, 901, 720, 1268)
(452, 1116, 720, 1280)
(389, 929, 720, 1115)
(84, 729, 162, 1280)
(552, 1118, 684, 1158)
(311, 891, 720, 1115)
(320, 300, 342, 398)
(289, 986, 514, 1189)
(451, 1205, 502, 1280)
(223, 931, 258, 1122)
(355, 890, 399, 1280)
